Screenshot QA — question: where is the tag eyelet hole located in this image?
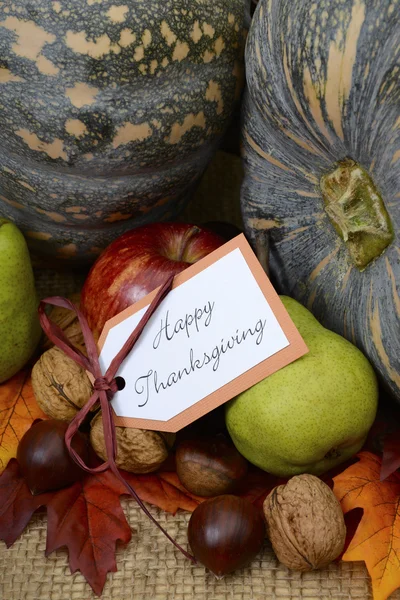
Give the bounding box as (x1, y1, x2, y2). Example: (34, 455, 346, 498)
(115, 376, 126, 391)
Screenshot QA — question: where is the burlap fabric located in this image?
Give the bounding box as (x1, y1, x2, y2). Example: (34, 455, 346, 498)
(0, 152, 396, 600)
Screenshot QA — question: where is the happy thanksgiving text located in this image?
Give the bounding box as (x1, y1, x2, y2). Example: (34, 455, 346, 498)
(134, 300, 267, 407)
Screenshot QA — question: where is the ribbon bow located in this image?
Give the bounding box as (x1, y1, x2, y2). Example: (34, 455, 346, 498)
(38, 274, 195, 562)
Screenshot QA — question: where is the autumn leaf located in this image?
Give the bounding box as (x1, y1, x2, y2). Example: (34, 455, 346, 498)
(0, 369, 48, 473)
(381, 430, 400, 481)
(0, 458, 203, 595)
(152, 471, 205, 511)
(46, 470, 132, 596)
(235, 468, 286, 509)
(0, 459, 52, 546)
(337, 508, 364, 562)
(333, 451, 400, 600)
(156, 466, 287, 512)
(0, 462, 134, 596)
(4, 413, 373, 597)
(0, 451, 290, 595)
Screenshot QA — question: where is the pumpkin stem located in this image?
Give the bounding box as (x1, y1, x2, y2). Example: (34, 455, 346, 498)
(320, 158, 394, 270)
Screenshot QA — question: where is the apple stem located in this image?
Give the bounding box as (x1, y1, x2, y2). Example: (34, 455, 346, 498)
(177, 225, 201, 262)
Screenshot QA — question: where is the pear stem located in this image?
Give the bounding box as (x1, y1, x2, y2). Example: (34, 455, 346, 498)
(254, 230, 270, 277)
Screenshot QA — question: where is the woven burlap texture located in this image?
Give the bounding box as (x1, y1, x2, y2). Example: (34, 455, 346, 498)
(1, 152, 397, 600)
(0, 501, 381, 600)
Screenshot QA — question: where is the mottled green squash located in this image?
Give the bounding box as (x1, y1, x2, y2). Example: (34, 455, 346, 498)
(241, 0, 400, 400)
(0, 0, 246, 263)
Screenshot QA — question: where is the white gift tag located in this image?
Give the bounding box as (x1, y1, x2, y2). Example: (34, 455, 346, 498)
(97, 235, 308, 432)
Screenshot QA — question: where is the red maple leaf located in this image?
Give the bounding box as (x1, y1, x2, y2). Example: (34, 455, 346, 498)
(0, 461, 134, 595)
(45, 470, 132, 596)
(0, 453, 286, 595)
(0, 459, 52, 546)
(381, 429, 400, 480)
(361, 403, 400, 480)
(0, 459, 206, 595)
(4, 414, 366, 597)
(235, 467, 286, 509)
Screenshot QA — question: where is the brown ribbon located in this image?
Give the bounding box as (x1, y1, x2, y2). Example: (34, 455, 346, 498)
(38, 273, 195, 563)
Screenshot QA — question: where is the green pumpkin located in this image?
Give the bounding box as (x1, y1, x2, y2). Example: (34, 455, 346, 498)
(0, 0, 246, 263)
(241, 0, 400, 400)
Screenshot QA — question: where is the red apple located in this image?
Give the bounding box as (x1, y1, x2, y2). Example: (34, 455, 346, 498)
(81, 223, 225, 340)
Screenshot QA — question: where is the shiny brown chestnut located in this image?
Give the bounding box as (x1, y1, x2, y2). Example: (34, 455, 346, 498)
(176, 435, 248, 497)
(17, 419, 90, 495)
(188, 495, 265, 577)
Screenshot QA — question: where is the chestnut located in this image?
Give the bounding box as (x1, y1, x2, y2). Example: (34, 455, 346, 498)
(188, 495, 265, 577)
(17, 419, 90, 495)
(176, 435, 248, 497)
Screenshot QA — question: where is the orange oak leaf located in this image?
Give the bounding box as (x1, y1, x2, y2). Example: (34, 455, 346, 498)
(0, 369, 48, 473)
(333, 451, 400, 600)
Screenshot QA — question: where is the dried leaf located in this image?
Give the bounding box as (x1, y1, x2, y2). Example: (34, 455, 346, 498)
(0, 459, 52, 546)
(0, 370, 48, 473)
(3, 412, 370, 597)
(381, 430, 400, 481)
(0, 457, 203, 595)
(333, 451, 400, 600)
(155, 471, 205, 511)
(0, 461, 134, 596)
(152, 466, 285, 513)
(236, 468, 286, 509)
(46, 470, 132, 596)
(336, 508, 363, 562)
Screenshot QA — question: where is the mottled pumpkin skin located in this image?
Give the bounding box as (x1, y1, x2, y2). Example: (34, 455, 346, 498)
(241, 0, 400, 400)
(0, 0, 246, 263)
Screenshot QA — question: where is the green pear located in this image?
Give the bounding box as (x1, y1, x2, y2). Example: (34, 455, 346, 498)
(0, 219, 42, 383)
(225, 296, 378, 477)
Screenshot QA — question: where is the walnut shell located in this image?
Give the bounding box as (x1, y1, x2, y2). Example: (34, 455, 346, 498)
(263, 474, 346, 571)
(90, 412, 175, 473)
(43, 293, 85, 353)
(32, 347, 93, 421)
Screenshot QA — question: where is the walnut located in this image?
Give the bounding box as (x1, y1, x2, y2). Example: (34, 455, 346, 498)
(32, 347, 93, 421)
(90, 412, 176, 473)
(43, 293, 85, 353)
(263, 474, 346, 571)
